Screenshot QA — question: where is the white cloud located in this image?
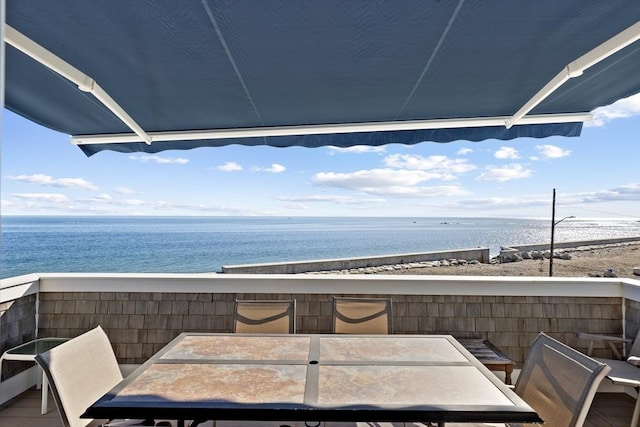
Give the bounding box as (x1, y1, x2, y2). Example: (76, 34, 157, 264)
(587, 93, 640, 127)
(262, 164, 286, 173)
(314, 169, 429, 188)
(564, 183, 640, 204)
(494, 147, 520, 160)
(252, 164, 286, 173)
(151, 201, 254, 215)
(366, 185, 469, 197)
(449, 196, 548, 210)
(1, 199, 13, 207)
(121, 199, 145, 206)
(281, 203, 310, 210)
(217, 162, 243, 172)
(535, 144, 571, 159)
(278, 195, 353, 202)
(129, 155, 189, 164)
(448, 183, 640, 212)
(476, 164, 532, 182)
(54, 178, 98, 190)
(383, 154, 476, 176)
(327, 146, 386, 154)
(457, 148, 473, 155)
(75, 195, 146, 207)
(7, 174, 98, 190)
(312, 169, 469, 197)
(115, 187, 136, 194)
(277, 195, 386, 205)
(334, 197, 387, 205)
(12, 193, 69, 202)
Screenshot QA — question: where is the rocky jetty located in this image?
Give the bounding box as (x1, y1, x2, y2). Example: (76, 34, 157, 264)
(304, 240, 640, 278)
(498, 241, 639, 264)
(305, 259, 482, 275)
(499, 247, 572, 263)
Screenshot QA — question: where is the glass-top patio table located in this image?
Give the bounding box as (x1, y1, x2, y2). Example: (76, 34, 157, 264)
(83, 333, 541, 426)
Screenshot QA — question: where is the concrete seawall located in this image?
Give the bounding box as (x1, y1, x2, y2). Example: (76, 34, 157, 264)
(222, 247, 490, 274)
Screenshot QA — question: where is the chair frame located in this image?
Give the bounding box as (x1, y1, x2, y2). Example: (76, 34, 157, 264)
(514, 333, 610, 427)
(332, 297, 393, 334)
(233, 299, 296, 334)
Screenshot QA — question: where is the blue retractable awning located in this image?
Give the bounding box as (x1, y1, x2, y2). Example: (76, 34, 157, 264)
(3, 1, 640, 156)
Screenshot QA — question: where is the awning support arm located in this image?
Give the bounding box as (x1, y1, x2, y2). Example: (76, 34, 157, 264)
(506, 20, 640, 129)
(71, 112, 591, 146)
(3, 24, 152, 145)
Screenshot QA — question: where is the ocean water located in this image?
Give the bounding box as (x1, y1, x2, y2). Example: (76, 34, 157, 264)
(1, 216, 639, 279)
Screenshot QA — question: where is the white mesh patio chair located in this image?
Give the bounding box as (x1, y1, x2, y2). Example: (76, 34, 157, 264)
(332, 297, 393, 334)
(577, 328, 640, 427)
(446, 332, 610, 427)
(35, 325, 166, 427)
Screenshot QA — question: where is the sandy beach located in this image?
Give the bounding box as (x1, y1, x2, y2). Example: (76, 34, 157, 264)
(378, 242, 640, 279)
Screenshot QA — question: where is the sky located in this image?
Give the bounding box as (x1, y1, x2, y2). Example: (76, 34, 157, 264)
(1, 94, 639, 219)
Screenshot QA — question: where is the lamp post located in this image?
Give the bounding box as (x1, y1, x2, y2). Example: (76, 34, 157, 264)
(549, 188, 575, 277)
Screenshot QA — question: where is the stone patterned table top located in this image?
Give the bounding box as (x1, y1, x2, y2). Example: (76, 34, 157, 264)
(318, 336, 468, 362)
(86, 334, 540, 424)
(317, 365, 512, 406)
(114, 364, 307, 403)
(162, 335, 311, 361)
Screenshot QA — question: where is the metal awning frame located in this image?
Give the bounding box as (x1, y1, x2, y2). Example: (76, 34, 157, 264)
(70, 113, 592, 146)
(1, 0, 5, 112)
(506, 20, 640, 128)
(2, 8, 640, 147)
(4, 24, 152, 145)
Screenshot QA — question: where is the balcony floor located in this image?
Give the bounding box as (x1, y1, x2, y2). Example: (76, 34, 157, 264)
(0, 387, 636, 427)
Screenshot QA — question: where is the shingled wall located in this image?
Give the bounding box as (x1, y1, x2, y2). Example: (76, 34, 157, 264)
(32, 291, 624, 366)
(0, 294, 37, 380)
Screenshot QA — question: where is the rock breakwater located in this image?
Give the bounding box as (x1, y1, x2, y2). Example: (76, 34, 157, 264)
(305, 259, 482, 275)
(305, 240, 640, 277)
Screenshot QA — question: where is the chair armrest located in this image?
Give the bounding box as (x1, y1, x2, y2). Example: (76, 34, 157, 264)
(576, 331, 633, 359)
(627, 356, 640, 366)
(576, 331, 632, 344)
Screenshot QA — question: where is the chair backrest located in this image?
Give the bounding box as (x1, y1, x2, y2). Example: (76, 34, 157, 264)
(34, 325, 123, 427)
(628, 328, 640, 357)
(233, 299, 296, 334)
(514, 333, 611, 427)
(332, 297, 392, 334)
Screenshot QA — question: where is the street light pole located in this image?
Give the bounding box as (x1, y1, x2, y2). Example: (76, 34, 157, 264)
(549, 188, 575, 277)
(550, 188, 557, 277)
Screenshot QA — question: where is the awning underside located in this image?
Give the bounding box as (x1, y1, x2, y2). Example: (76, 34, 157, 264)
(4, 1, 640, 156)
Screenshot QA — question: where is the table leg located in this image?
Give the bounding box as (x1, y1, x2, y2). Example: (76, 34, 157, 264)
(41, 370, 49, 415)
(505, 364, 514, 385)
(631, 391, 640, 427)
(36, 365, 42, 390)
